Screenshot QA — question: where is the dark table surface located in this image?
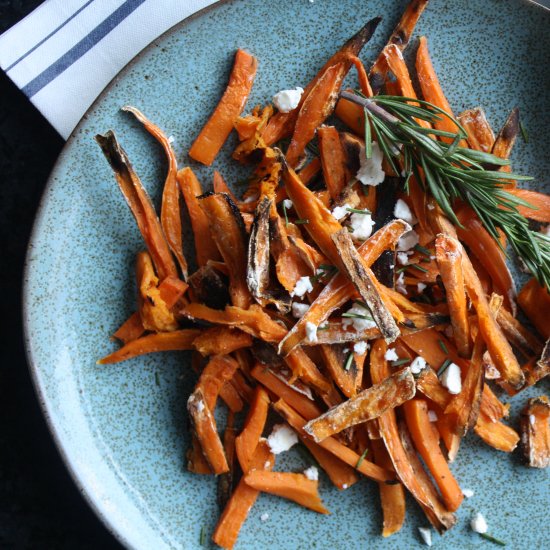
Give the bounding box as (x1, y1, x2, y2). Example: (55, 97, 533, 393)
(0, 2, 121, 548)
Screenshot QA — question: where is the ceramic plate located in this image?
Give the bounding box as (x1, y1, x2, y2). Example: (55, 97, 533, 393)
(24, 0, 550, 548)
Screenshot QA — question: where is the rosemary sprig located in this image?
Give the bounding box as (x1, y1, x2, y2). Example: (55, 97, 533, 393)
(355, 447, 369, 469)
(438, 358, 452, 376)
(391, 358, 411, 367)
(294, 218, 310, 225)
(340, 91, 550, 289)
(479, 533, 506, 546)
(438, 339, 449, 354)
(344, 351, 354, 371)
(409, 263, 428, 273)
(342, 312, 373, 321)
(347, 207, 371, 214)
(414, 244, 432, 256)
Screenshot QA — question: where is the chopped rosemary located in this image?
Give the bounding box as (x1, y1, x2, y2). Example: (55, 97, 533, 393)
(294, 218, 310, 225)
(318, 264, 337, 272)
(391, 358, 411, 367)
(342, 312, 374, 321)
(396, 266, 408, 274)
(438, 339, 449, 354)
(199, 525, 206, 546)
(479, 533, 506, 546)
(344, 351, 354, 371)
(519, 120, 529, 144)
(355, 447, 369, 469)
(409, 263, 429, 273)
(420, 257, 432, 263)
(340, 91, 549, 290)
(347, 207, 371, 215)
(414, 244, 432, 257)
(438, 358, 452, 377)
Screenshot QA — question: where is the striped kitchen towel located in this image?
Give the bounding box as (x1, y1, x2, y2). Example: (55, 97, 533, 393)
(0, 0, 218, 139)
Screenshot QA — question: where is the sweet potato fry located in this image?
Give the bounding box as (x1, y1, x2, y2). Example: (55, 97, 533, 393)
(335, 93, 365, 136)
(177, 168, 221, 267)
(496, 306, 544, 358)
(218, 412, 238, 508)
(435, 234, 471, 357)
(474, 412, 519, 453)
(507, 188, 550, 223)
(190, 49, 258, 165)
(236, 387, 270, 472)
(124, 106, 188, 277)
(518, 278, 550, 339)
(318, 126, 349, 199)
(492, 107, 520, 166)
(403, 399, 464, 512)
(320, 344, 365, 398)
(199, 193, 251, 309)
(95, 131, 177, 280)
(213, 170, 239, 204)
(244, 471, 329, 514)
(520, 396, 550, 468)
(192, 327, 252, 356)
(304, 367, 415, 442)
(458, 107, 495, 153)
(112, 312, 145, 345)
(212, 440, 275, 549)
(98, 329, 200, 364)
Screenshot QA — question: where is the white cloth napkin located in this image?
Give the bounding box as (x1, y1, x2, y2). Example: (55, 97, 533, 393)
(0, 0, 218, 139)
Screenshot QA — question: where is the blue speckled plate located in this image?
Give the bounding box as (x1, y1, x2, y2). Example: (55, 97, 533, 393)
(24, 1, 550, 549)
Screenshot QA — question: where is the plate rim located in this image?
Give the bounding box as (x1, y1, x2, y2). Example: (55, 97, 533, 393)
(21, 1, 550, 549)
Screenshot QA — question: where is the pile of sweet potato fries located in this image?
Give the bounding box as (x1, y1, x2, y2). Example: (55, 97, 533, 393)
(95, 1, 550, 547)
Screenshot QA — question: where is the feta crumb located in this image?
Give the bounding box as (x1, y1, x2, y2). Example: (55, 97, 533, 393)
(196, 400, 205, 413)
(418, 527, 432, 547)
(273, 87, 304, 113)
(385, 348, 399, 362)
(417, 282, 427, 293)
(356, 142, 385, 187)
(260, 512, 269, 522)
(353, 341, 368, 355)
(428, 410, 438, 422)
(410, 356, 427, 374)
(397, 251, 410, 265)
(397, 229, 420, 251)
(440, 362, 462, 394)
(168, 135, 175, 144)
(292, 302, 310, 318)
(349, 212, 376, 240)
(529, 414, 536, 426)
(331, 203, 352, 220)
(396, 271, 408, 295)
(462, 488, 474, 498)
(427, 202, 435, 210)
(303, 466, 319, 480)
(341, 303, 377, 332)
(291, 276, 313, 297)
(283, 199, 293, 210)
(393, 198, 418, 226)
(342, 483, 348, 489)
(305, 321, 318, 343)
(470, 512, 488, 534)
(267, 424, 299, 454)
(264, 461, 270, 469)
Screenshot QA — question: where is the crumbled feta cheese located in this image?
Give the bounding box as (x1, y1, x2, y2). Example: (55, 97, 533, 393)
(341, 303, 377, 332)
(353, 341, 368, 355)
(168, 135, 175, 144)
(417, 282, 427, 293)
(470, 512, 488, 534)
(428, 410, 438, 422)
(305, 321, 318, 343)
(397, 229, 420, 251)
(267, 424, 299, 454)
(283, 199, 293, 210)
(260, 512, 270, 522)
(427, 202, 435, 210)
(440, 362, 462, 394)
(273, 87, 304, 113)
(264, 461, 271, 469)
(349, 212, 376, 240)
(331, 203, 351, 220)
(396, 271, 408, 295)
(393, 198, 418, 225)
(397, 251, 410, 265)
(342, 483, 348, 489)
(291, 276, 313, 297)
(196, 399, 205, 413)
(303, 466, 319, 480)
(385, 348, 399, 362)
(291, 302, 309, 318)
(529, 414, 536, 426)
(356, 142, 385, 187)
(462, 488, 474, 498)
(410, 356, 427, 374)
(418, 527, 432, 547)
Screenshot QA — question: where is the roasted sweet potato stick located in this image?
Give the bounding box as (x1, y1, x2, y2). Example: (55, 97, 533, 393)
(520, 396, 550, 468)
(244, 471, 329, 514)
(235, 387, 270, 472)
(261, 18, 381, 146)
(112, 312, 145, 344)
(124, 106, 188, 277)
(192, 327, 252, 356)
(318, 126, 348, 199)
(199, 193, 251, 309)
(403, 399, 464, 512)
(496, 306, 544, 358)
(189, 49, 258, 165)
(474, 412, 519, 453)
(518, 278, 550, 339)
(273, 398, 394, 483)
(212, 440, 275, 549)
(95, 131, 177, 280)
(507, 188, 550, 223)
(213, 170, 239, 204)
(435, 234, 471, 357)
(98, 329, 200, 364)
(458, 107, 495, 153)
(492, 107, 520, 165)
(304, 367, 415, 441)
(218, 412, 237, 508)
(177, 168, 221, 267)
